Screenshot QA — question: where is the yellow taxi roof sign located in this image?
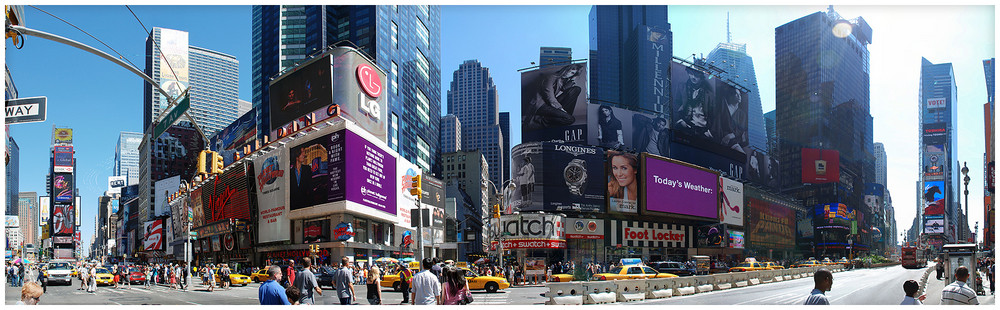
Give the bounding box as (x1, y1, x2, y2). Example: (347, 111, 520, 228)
(408, 261, 421, 268)
(456, 262, 468, 268)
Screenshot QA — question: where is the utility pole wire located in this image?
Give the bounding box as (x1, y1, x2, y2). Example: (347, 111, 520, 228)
(27, 5, 140, 71)
(126, 5, 180, 84)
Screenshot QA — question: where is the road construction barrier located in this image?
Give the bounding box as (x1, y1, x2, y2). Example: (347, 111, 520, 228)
(544, 282, 585, 305)
(731, 272, 751, 287)
(615, 279, 647, 302)
(583, 281, 617, 304)
(645, 278, 674, 299)
(712, 273, 734, 290)
(692, 275, 715, 293)
(747, 271, 762, 285)
(671, 276, 699, 296)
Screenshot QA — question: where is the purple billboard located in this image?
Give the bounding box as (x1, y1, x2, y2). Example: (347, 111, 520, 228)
(642, 154, 719, 219)
(289, 128, 395, 215)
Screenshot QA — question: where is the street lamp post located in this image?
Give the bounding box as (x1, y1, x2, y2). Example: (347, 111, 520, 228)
(484, 179, 515, 275)
(179, 180, 192, 291)
(962, 162, 970, 243)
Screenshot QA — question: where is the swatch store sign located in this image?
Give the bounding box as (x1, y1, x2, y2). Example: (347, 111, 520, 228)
(498, 213, 566, 249)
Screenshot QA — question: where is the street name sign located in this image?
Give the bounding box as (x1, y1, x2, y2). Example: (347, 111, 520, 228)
(153, 94, 190, 140)
(5, 96, 47, 124)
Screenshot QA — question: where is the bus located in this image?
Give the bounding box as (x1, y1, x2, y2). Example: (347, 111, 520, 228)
(901, 246, 926, 269)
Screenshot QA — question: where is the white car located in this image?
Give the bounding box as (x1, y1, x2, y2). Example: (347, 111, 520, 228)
(45, 262, 74, 285)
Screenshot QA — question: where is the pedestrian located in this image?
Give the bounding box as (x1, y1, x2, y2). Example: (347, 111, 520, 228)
(367, 266, 382, 305)
(804, 268, 833, 305)
(411, 258, 442, 305)
(399, 264, 413, 304)
(88, 265, 98, 293)
(36, 266, 46, 293)
(989, 261, 995, 295)
(936, 260, 944, 280)
(16, 282, 43, 305)
(900, 279, 926, 305)
(286, 260, 297, 288)
(207, 264, 216, 292)
(17, 263, 24, 287)
(121, 265, 132, 289)
(441, 266, 472, 305)
(259, 266, 291, 305)
(221, 264, 232, 290)
(941, 266, 979, 305)
(285, 286, 302, 305)
(113, 265, 120, 289)
(293, 257, 322, 305)
(333, 257, 357, 305)
(145, 267, 152, 288)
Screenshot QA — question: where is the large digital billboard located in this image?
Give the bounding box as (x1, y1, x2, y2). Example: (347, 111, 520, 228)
(53, 128, 73, 144)
(720, 176, 744, 226)
(51, 203, 75, 236)
(269, 48, 388, 142)
(813, 203, 855, 227)
(199, 162, 253, 224)
(143, 219, 164, 251)
(923, 144, 946, 180)
(670, 60, 750, 162)
(53, 173, 74, 203)
(801, 148, 840, 184)
(254, 145, 290, 244)
(510, 142, 604, 213)
(154, 175, 181, 218)
(210, 109, 257, 166)
(747, 197, 795, 249)
(748, 148, 780, 190)
(521, 62, 588, 144)
(155, 28, 189, 106)
(642, 154, 719, 219)
(924, 218, 945, 234)
(923, 181, 946, 216)
(586, 103, 668, 157)
(288, 129, 395, 215)
(606, 150, 640, 213)
(39, 197, 50, 226)
(53, 148, 73, 173)
(396, 158, 421, 227)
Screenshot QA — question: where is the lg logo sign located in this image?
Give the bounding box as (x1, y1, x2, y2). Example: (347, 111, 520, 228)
(356, 64, 383, 121)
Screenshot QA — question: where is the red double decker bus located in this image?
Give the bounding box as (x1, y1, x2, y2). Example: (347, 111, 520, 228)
(901, 246, 927, 269)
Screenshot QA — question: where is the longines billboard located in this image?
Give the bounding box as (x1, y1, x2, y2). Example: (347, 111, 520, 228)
(510, 142, 605, 213)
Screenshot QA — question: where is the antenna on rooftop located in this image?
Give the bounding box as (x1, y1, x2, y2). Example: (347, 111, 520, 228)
(727, 12, 731, 43)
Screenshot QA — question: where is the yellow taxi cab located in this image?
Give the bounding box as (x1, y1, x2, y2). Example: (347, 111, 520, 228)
(459, 268, 510, 293)
(549, 274, 575, 282)
(94, 267, 116, 286)
(792, 259, 823, 268)
(728, 261, 768, 272)
(71, 267, 79, 277)
(762, 262, 785, 270)
(821, 258, 836, 265)
(250, 269, 270, 282)
(214, 269, 252, 286)
(835, 258, 850, 266)
(592, 259, 678, 281)
(381, 267, 421, 292)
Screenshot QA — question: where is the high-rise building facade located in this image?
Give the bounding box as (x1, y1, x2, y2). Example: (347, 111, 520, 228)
(705, 42, 767, 154)
(188, 45, 240, 137)
(589, 5, 672, 113)
(440, 114, 462, 154)
(237, 99, 251, 116)
(6, 135, 18, 216)
(499, 112, 510, 183)
(442, 150, 489, 224)
(918, 58, 960, 245)
(251, 5, 442, 174)
(775, 7, 873, 257)
(115, 132, 142, 185)
(446, 60, 504, 187)
(17, 192, 37, 249)
(983, 58, 995, 249)
(540, 46, 572, 68)
(764, 110, 777, 156)
(874, 142, 886, 187)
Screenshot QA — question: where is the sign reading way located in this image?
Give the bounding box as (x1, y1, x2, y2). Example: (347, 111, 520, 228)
(5, 96, 47, 124)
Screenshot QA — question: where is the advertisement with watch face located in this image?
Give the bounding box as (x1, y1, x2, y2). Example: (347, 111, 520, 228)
(511, 142, 605, 213)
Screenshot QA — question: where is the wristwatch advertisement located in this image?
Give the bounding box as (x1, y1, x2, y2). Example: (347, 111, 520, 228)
(564, 158, 587, 195)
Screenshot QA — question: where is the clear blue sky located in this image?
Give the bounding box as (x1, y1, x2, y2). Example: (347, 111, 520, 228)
(4, 5, 994, 253)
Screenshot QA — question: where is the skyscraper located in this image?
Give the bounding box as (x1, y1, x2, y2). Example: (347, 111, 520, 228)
(589, 5, 672, 113)
(874, 142, 886, 188)
(983, 58, 995, 249)
(17, 192, 37, 249)
(440, 114, 462, 154)
(5, 134, 17, 216)
(115, 132, 142, 186)
(705, 41, 767, 154)
(919, 57, 960, 244)
(764, 110, 777, 156)
(446, 60, 504, 187)
(251, 5, 442, 174)
(540, 46, 572, 68)
(775, 7, 873, 257)
(499, 111, 510, 183)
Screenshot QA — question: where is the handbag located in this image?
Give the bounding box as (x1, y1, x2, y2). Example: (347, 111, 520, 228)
(460, 289, 474, 305)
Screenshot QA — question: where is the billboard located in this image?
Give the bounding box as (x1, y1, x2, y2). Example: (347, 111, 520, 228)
(697, 224, 726, 247)
(720, 176, 744, 226)
(670, 60, 750, 161)
(199, 162, 253, 224)
(923, 144, 946, 180)
(927, 98, 947, 109)
(924, 218, 945, 234)
(642, 154, 719, 219)
(510, 142, 605, 213)
(288, 129, 395, 215)
(75, 196, 81, 224)
(107, 176, 126, 195)
(210, 109, 257, 166)
(4, 216, 18, 228)
(923, 180, 946, 216)
(586, 103, 668, 157)
(53, 148, 73, 173)
(746, 197, 795, 249)
(38, 197, 49, 226)
(51, 204, 74, 236)
(154, 175, 182, 218)
(497, 213, 566, 249)
(923, 122, 947, 137)
(303, 218, 331, 243)
(521, 62, 588, 144)
(53, 173, 74, 203)
(191, 188, 205, 228)
(747, 148, 780, 190)
(801, 148, 840, 184)
(53, 127, 73, 144)
(814, 203, 855, 227)
(142, 219, 161, 251)
(420, 175, 446, 210)
(396, 158, 421, 227)
(564, 218, 604, 239)
(269, 48, 388, 142)
(607, 150, 640, 213)
(864, 183, 884, 213)
(255, 145, 290, 244)
(155, 28, 189, 107)
(728, 230, 745, 249)
(797, 217, 814, 238)
(637, 25, 671, 115)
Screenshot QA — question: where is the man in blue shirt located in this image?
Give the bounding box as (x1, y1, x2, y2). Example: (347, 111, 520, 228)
(259, 266, 291, 305)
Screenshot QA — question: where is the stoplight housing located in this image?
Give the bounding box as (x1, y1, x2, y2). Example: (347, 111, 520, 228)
(492, 204, 501, 219)
(409, 175, 422, 197)
(197, 151, 208, 175)
(211, 151, 224, 174)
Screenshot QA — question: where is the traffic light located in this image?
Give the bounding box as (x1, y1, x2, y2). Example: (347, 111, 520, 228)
(409, 175, 422, 197)
(492, 204, 501, 219)
(211, 151, 224, 174)
(197, 151, 208, 175)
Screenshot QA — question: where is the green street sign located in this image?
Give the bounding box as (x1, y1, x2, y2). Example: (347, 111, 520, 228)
(153, 94, 190, 140)
(851, 221, 857, 234)
(189, 231, 198, 236)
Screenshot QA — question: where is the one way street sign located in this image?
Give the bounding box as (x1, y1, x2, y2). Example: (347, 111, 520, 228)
(5, 96, 47, 124)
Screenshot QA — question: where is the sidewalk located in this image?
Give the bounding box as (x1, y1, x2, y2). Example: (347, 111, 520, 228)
(922, 271, 995, 305)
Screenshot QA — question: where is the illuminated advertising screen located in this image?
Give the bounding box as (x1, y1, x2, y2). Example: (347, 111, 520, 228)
(199, 162, 253, 224)
(210, 109, 257, 166)
(420, 175, 446, 210)
(396, 158, 421, 227)
(670, 61, 750, 162)
(728, 230, 745, 249)
(606, 150, 640, 214)
(521, 62, 589, 144)
(801, 148, 840, 184)
(922, 122, 947, 137)
(288, 129, 395, 215)
(39, 197, 50, 226)
(720, 176, 744, 226)
(924, 218, 945, 234)
(190, 188, 205, 228)
(642, 154, 719, 219)
(697, 224, 726, 247)
(747, 197, 795, 249)
(53, 149, 73, 173)
(863, 183, 884, 213)
(254, 145, 290, 244)
(155, 28, 189, 106)
(53, 128, 73, 144)
(922, 180, 946, 216)
(53, 173, 74, 203)
(813, 203, 855, 227)
(269, 48, 388, 142)
(303, 218, 331, 243)
(587, 103, 668, 157)
(923, 144, 946, 180)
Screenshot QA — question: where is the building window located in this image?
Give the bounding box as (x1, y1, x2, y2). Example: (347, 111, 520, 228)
(391, 61, 399, 95)
(415, 17, 430, 47)
(391, 21, 398, 49)
(354, 218, 369, 244)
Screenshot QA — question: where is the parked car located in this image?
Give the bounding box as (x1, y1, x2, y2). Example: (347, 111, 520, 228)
(649, 261, 696, 276)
